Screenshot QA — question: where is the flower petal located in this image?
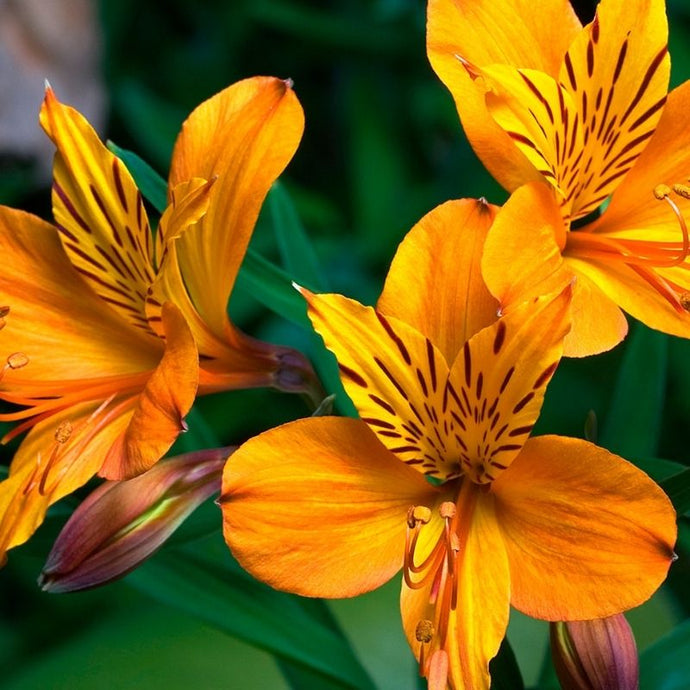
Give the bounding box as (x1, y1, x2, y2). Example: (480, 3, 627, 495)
(481, 182, 570, 310)
(0, 400, 133, 561)
(301, 288, 452, 478)
(590, 80, 690, 236)
(401, 483, 510, 690)
(492, 435, 677, 620)
(378, 199, 499, 363)
(555, 0, 669, 218)
(221, 417, 438, 598)
(0, 206, 158, 385)
(99, 302, 199, 479)
(426, 0, 580, 192)
(446, 286, 571, 483)
(567, 254, 690, 343)
(168, 77, 304, 340)
(40, 87, 156, 333)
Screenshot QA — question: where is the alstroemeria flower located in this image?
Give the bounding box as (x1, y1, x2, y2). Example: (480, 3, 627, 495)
(221, 199, 676, 690)
(428, 0, 690, 355)
(0, 78, 317, 563)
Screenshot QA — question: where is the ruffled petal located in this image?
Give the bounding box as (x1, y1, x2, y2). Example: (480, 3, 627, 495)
(301, 288, 453, 478)
(221, 417, 438, 598)
(446, 286, 571, 483)
(168, 77, 304, 340)
(426, 0, 580, 192)
(40, 87, 156, 333)
(378, 199, 499, 363)
(492, 435, 677, 620)
(99, 303, 199, 479)
(401, 483, 510, 690)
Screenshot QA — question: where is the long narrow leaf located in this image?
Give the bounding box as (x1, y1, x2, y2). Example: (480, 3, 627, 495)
(107, 141, 167, 213)
(127, 536, 375, 690)
(600, 323, 667, 459)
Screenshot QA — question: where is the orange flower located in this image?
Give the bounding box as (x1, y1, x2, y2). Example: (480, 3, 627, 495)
(221, 199, 676, 689)
(0, 78, 316, 563)
(428, 0, 690, 355)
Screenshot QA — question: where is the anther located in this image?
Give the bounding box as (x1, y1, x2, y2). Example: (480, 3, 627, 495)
(439, 502, 456, 520)
(415, 619, 435, 644)
(54, 421, 73, 444)
(673, 184, 690, 200)
(407, 505, 432, 528)
(653, 184, 672, 200)
(7, 352, 29, 369)
(681, 292, 690, 311)
(0, 306, 9, 319)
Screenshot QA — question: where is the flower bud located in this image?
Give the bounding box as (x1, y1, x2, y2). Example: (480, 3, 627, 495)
(551, 615, 639, 690)
(39, 447, 232, 592)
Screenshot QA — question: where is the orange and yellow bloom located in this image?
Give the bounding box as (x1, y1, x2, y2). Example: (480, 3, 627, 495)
(0, 77, 317, 562)
(428, 0, 690, 355)
(221, 199, 676, 689)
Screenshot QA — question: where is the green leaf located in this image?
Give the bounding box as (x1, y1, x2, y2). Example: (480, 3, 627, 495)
(127, 536, 375, 690)
(639, 618, 690, 689)
(489, 638, 524, 690)
(269, 182, 328, 291)
(106, 141, 168, 213)
(236, 249, 314, 329)
(600, 322, 667, 459)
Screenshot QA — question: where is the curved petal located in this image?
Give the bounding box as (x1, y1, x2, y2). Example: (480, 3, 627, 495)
(426, 0, 580, 192)
(401, 483, 510, 690)
(481, 182, 571, 310)
(220, 417, 438, 598)
(169, 77, 304, 339)
(301, 288, 454, 478)
(492, 435, 677, 621)
(39, 87, 156, 332)
(590, 80, 690, 236)
(447, 285, 571, 483)
(567, 255, 690, 343)
(0, 399, 133, 562)
(556, 0, 669, 218)
(563, 263, 630, 356)
(99, 303, 199, 480)
(378, 198, 499, 363)
(0, 206, 158, 385)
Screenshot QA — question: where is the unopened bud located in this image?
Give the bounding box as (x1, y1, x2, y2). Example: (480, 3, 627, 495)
(551, 614, 639, 690)
(39, 447, 233, 592)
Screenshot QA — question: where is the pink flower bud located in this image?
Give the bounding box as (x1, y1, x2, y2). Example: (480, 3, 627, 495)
(39, 447, 231, 592)
(551, 614, 639, 690)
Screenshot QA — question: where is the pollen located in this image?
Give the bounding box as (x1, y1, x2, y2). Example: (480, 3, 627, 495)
(653, 184, 671, 200)
(7, 352, 29, 369)
(54, 421, 73, 444)
(415, 619, 435, 643)
(407, 505, 432, 528)
(673, 184, 690, 200)
(681, 292, 690, 311)
(439, 502, 456, 520)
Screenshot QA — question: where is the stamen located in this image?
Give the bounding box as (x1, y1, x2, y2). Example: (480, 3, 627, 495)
(416, 618, 435, 676)
(566, 184, 690, 312)
(7, 353, 29, 370)
(54, 421, 73, 444)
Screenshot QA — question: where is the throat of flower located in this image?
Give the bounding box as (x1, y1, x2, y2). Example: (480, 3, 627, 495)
(404, 483, 479, 687)
(565, 184, 690, 313)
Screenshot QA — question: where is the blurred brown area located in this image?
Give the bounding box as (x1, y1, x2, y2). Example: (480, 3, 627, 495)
(0, 0, 104, 181)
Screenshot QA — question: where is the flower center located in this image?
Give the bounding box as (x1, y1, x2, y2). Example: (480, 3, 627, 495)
(404, 483, 480, 688)
(565, 183, 690, 313)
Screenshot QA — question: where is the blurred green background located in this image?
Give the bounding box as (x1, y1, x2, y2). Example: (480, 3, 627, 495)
(2, 0, 690, 688)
